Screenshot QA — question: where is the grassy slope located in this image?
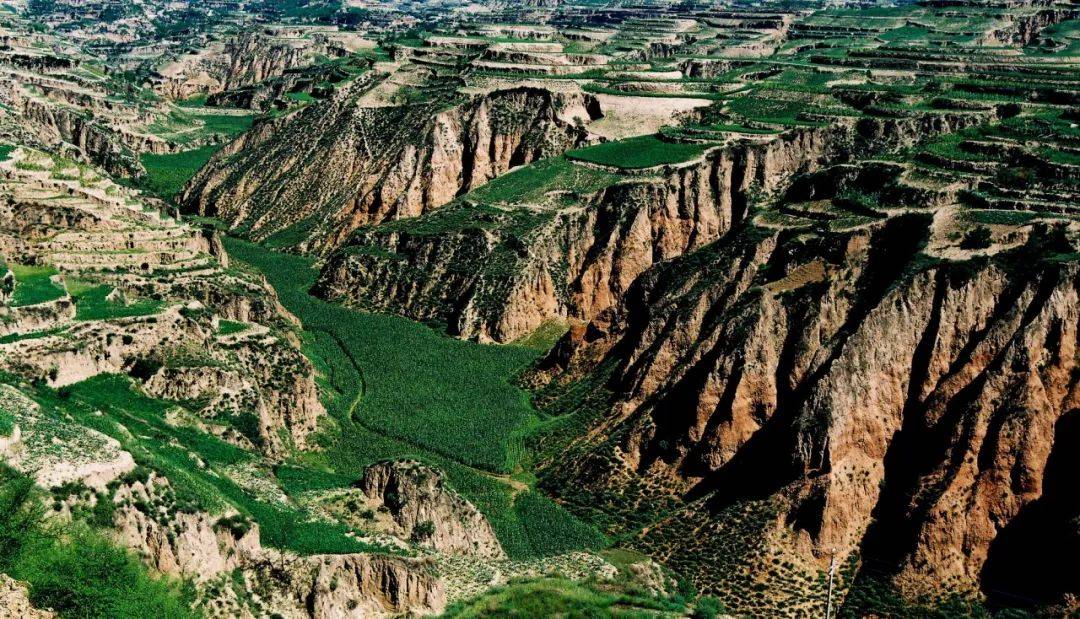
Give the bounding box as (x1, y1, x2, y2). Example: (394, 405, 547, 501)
(37, 375, 382, 556)
(467, 157, 623, 204)
(223, 237, 606, 558)
(0, 468, 198, 619)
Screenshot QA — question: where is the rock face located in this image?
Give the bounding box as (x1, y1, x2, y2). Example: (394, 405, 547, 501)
(264, 553, 446, 619)
(181, 84, 602, 252)
(0, 575, 55, 619)
(980, 7, 1079, 46)
(316, 112, 989, 343)
(359, 460, 505, 558)
(111, 474, 261, 580)
(535, 218, 1080, 611)
(153, 31, 346, 101)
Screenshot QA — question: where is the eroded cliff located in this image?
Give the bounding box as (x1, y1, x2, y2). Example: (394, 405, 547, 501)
(316, 111, 989, 343)
(531, 215, 1080, 614)
(181, 83, 602, 252)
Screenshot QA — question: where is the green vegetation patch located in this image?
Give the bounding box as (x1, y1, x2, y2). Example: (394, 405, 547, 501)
(139, 145, 218, 200)
(567, 135, 711, 169)
(0, 327, 66, 346)
(285, 91, 316, 103)
(9, 264, 65, 307)
(726, 95, 821, 126)
(149, 109, 254, 145)
(224, 238, 606, 558)
(224, 238, 537, 474)
(468, 157, 622, 204)
(442, 577, 689, 618)
(36, 375, 382, 556)
(0, 468, 198, 618)
(68, 280, 163, 321)
(217, 320, 249, 336)
(275, 465, 355, 494)
(0, 407, 12, 437)
(513, 492, 607, 556)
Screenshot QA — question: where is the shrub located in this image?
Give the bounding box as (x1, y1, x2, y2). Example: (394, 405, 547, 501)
(0, 408, 13, 437)
(411, 520, 435, 542)
(693, 596, 725, 619)
(215, 515, 253, 539)
(0, 468, 197, 618)
(960, 226, 992, 250)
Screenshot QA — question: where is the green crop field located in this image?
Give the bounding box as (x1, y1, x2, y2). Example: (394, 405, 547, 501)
(225, 238, 539, 474)
(150, 109, 255, 145)
(567, 134, 711, 169)
(726, 95, 818, 126)
(469, 157, 622, 204)
(9, 264, 65, 307)
(68, 280, 163, 321)
(195, 113, 254, 138)
(139, 145, 219, 200)
(223, 237, 607, 558)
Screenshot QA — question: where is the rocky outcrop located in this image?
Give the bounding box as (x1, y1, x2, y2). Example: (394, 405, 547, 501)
(181, 85, 603, 252)
(111, 474, 261, 580)
(981, 7, 1079, 46)
(359, 460, 504, 558)
(257, 553, 445, 619)
(103, 473, 445, 618)
(154, 31, 349, 101)
(535, 218, 1080, 612)
(317, 111, 989, 343)
(0, 575, 55, 618)
(18, 98, 149, 176)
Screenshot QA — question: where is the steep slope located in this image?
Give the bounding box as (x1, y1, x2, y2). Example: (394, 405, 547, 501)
(154, 31, 341, 101)
(181, 81, 602, 252)
(316, 111, 988, 343)
(530, 211, 1080, 614)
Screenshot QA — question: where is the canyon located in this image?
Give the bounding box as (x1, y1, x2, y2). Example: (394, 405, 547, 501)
(0, 0, 1077, 617)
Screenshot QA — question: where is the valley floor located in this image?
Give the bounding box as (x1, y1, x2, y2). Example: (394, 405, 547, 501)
(220, 236, 608, 563)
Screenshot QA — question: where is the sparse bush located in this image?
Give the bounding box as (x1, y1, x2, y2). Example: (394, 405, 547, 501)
(411, 520, 435, 542)
(216, 514, 253, 539)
